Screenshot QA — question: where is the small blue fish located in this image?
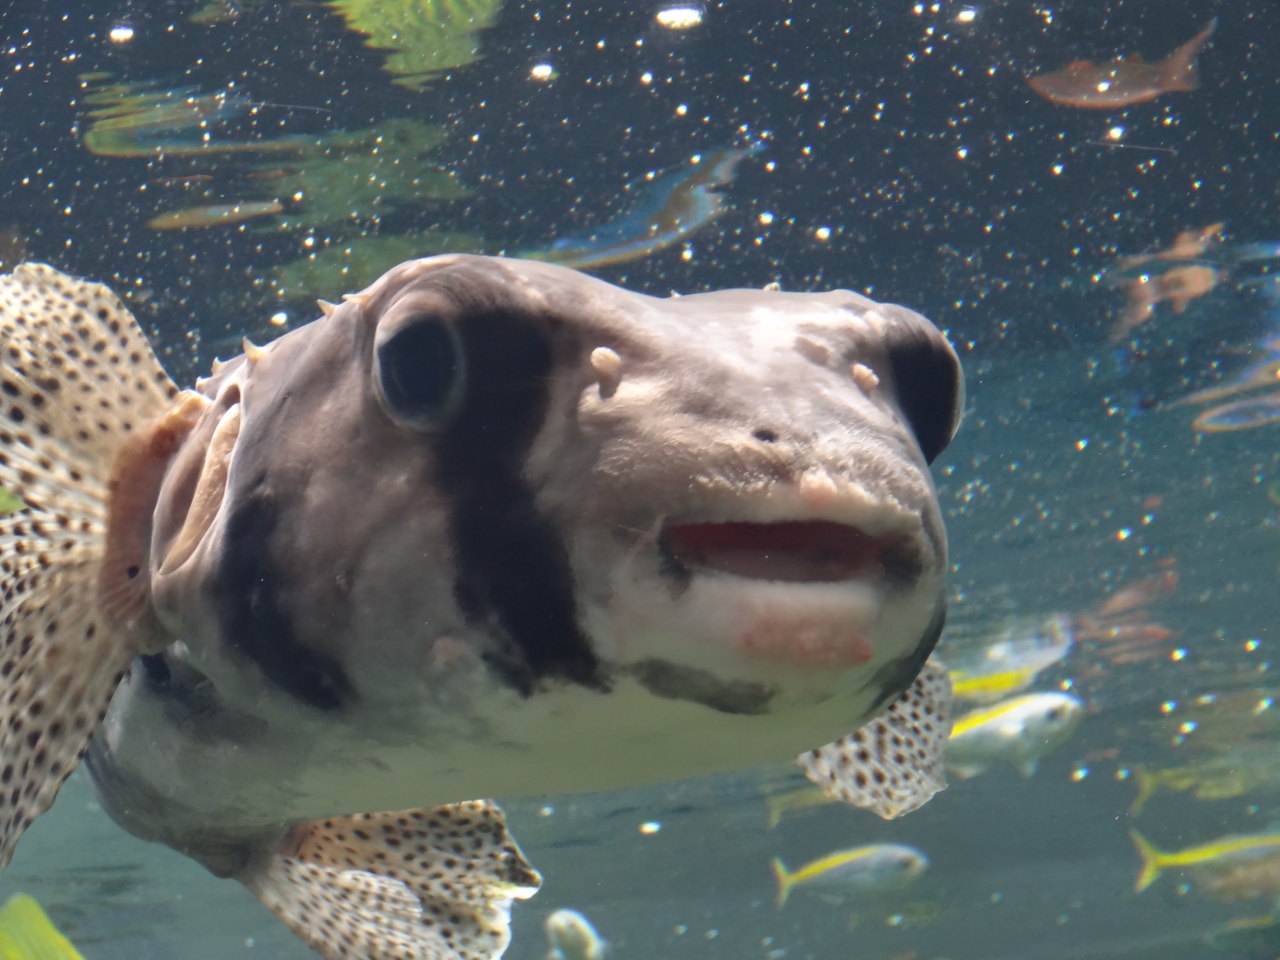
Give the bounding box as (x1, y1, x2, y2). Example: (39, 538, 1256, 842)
(770, 843, 928, 907)
(527, 142, 764, 269)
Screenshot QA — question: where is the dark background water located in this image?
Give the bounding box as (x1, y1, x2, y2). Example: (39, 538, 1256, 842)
(3, 0, 1280, 958)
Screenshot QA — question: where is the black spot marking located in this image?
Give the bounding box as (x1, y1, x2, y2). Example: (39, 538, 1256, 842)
(215, 488, 353, 711)
(627, 659, 775, 715)
(435, 307, 602, 693)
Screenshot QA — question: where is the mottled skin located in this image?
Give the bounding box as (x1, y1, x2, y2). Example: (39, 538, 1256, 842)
(86, 255, 961, 864)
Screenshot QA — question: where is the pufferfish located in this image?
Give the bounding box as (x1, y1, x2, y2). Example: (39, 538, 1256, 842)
(0, 255, 962, 960)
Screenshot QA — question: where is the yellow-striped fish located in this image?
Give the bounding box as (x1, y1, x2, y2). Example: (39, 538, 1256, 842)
(945, 692, 1083, 779)
(770, 844, 927, 907)
(1130, 829, 1280, 893)
(0, 893, 85, 960)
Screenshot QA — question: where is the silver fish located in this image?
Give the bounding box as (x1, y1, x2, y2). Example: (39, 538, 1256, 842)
(0, 256, 962, 960)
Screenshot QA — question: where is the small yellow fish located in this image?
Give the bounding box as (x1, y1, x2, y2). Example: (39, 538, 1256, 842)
(946, 692, 1083, 779)
(946, 613, 1073, 704)
(1127, 750, 1280, 815)
(146, 200, 283, 229)
(0, 893, 85, 960)
(765, 783, 841, 828)
(1130, 829, 1280, 893)
(950, 665, 1044, 701)
(770, 844, 927, 907)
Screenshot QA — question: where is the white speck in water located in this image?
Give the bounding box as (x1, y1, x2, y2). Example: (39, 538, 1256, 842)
(530, 63, 555, 81)
(109, 24, 135, 43)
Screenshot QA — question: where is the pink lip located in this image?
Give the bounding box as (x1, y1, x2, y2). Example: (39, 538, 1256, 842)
(663, 520, 900, 583)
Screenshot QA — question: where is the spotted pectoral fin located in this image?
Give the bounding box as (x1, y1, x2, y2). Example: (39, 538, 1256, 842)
(238, 801, 542, 960)
(0, 264, 186, 870)
(796, 658, 953, 820)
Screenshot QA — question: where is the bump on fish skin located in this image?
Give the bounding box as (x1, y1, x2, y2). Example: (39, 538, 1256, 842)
(316, 299, 338, 318)
(239, 801, 540, 960)
(796, 659, 952, 819)
(0, 263, 180, 869)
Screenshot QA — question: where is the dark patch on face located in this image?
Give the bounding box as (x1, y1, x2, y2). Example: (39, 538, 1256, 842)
(864, 600, 947, 715)
(214, 485, 354, 711)
(655, 528, 692, 595)
(627, 659, 776, 715)
(433, 307, 603, 694)
(137, 652, 171, 689)
(878, 538, 925, 593)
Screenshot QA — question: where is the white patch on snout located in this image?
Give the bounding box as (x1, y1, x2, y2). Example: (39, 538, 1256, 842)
(624, 576, 882, 667)
(586, 531, 943, 699)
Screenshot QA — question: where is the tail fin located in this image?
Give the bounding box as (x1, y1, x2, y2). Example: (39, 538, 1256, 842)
(770, 858, 793, 908)
(1130, 829, 1166, 893)
(1163, 19, 1216, 92)
(0, 264, 187, 870)
(0, 892, 85, 959)
(1129, 766, 1158, 816)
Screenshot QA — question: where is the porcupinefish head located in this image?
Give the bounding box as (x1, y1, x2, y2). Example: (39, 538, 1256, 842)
(0, 256, 960, 960)
(142, 255, 958, 724)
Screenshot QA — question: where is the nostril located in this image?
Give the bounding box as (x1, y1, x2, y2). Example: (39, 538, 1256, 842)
(753, 428, 778, 443)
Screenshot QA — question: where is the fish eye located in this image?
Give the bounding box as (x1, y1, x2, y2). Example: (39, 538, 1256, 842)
(881, 327, 964, 465)
(374, 312, 466, 429)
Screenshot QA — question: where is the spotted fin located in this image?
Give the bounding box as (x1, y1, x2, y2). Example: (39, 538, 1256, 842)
(796, 659, 952, 819)
(239, 801, 542, 960)
(0, 264, 184, 869)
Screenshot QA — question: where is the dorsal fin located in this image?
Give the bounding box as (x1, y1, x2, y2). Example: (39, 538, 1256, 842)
(0, 263, 186, 869)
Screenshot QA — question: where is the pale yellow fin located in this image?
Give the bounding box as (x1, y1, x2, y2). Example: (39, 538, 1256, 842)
(1129, 765, 1158, 816)
(796, 659, 952, 819)
(239, 801, 542, 960)
(1130, 829, 1165, 893)
(0, 892, 86, 959)
(770, 858, 792, 908)
(0, 263, 183, 870)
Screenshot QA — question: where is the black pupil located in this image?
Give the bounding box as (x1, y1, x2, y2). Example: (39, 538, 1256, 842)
(378, 318, 458, 418)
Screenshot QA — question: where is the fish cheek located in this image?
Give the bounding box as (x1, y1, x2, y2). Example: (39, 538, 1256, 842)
(100, 392, 210, 649)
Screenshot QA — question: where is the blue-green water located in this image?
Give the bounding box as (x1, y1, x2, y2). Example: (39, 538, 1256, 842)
(2, 0, 1279, 957)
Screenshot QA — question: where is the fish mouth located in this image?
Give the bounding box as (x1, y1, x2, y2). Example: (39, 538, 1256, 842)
(662, 520, 907, 584)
